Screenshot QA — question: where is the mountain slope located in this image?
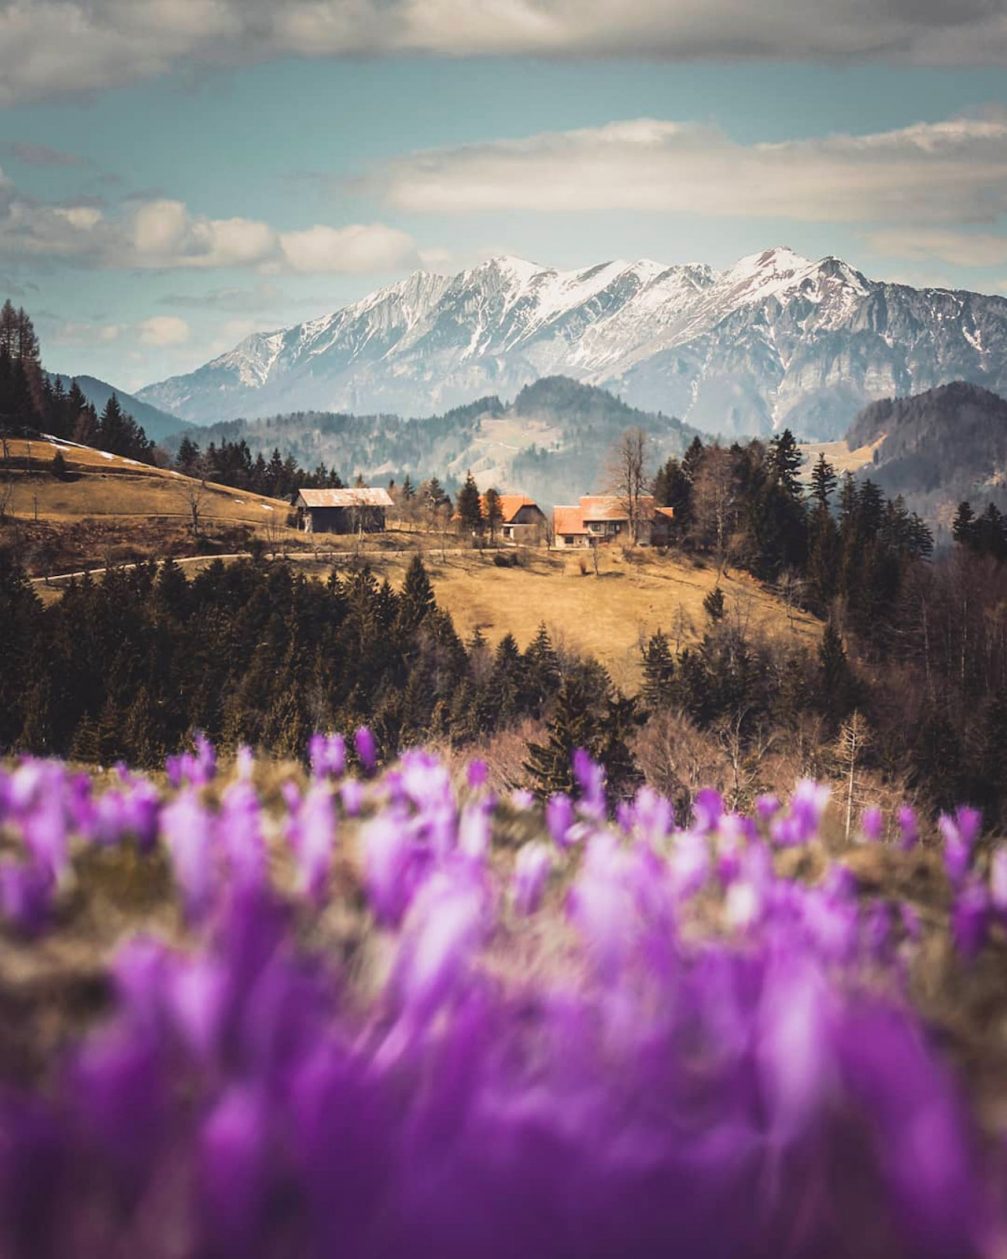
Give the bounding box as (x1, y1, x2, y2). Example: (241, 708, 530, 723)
(137, 248, 1007, 439)
(171, 376, 701, 508)
(844, 381, 1007, 524)
(49, 373, 190, 442)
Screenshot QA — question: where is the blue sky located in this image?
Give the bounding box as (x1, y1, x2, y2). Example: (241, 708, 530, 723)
(1, 2, 1006, 391)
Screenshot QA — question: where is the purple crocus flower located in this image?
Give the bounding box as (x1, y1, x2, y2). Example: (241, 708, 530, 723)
(198, 1087, 270, 1257)
(952, 878, 989, 959)
(0, 859, 54, 934)
(897, 805, 919, 852)
(340, 777, 364, 818)
(309, 732, 346, 780)
(361, 811, 419, 926)
(860, 806, 884, 843)
(467, 760, 489, 790)
(545, 793, 574, 848)
(941, 807, 982, 889)
(161, 790, 215, 920)
(692, 787, 724, 833)
(512, 843, 552, 915)
(755, 793, 782, 823)
(572, 748, 606, 816)
(290, 783, 336, 904)
(354, 726, 378, 774)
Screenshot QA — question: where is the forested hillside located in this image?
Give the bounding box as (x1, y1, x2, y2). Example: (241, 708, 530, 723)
(845, 382, 1007, 521)
(170, 377, 698, 505)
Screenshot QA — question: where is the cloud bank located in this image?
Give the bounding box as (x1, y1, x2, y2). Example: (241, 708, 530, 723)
(0, 0, 1006, 104)
(372, 114, 1007, 230)
(0, 173, 418, 275)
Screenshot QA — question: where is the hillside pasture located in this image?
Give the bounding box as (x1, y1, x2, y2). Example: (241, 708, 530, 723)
(318, 548, 821, 688)
(2, 436, 293, 527)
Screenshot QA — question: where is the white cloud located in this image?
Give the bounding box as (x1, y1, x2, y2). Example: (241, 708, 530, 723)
(372, 114, 1007, 225)
(0, 1, 1005, 104)
(136, 315, 191, 346)
(0, 170, 420, 276)
(278, 223, 417, 273)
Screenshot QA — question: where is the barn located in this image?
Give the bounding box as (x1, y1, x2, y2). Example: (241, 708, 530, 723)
(296, 487, 394, 534)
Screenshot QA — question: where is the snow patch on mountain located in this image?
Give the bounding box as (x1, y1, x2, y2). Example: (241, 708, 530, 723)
(138, 247, 1007, 440)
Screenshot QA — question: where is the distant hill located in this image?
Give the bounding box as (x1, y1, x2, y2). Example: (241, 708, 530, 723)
(845, 381, 1007, 520)
(172, 375, 700, 507)
(48, 373, 190, 443)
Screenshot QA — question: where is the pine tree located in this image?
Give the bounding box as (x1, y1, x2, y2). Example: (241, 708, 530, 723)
(524, 672, 598, 798)
(641, 630, 675, 709)
(810, 453, 837, 509)
(767, 428, 803, 499)
(398, 555, 436, 633)
(457, 471, 483, 535)
(819, 619, 854, 724)
(703, 586, 726, 623)
(523, 623, 561, 716)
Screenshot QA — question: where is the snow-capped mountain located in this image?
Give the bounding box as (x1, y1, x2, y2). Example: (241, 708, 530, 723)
(138, 247, 1007, 439)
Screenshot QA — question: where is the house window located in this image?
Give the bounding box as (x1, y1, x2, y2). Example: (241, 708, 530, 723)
(564, 535, 575, 545)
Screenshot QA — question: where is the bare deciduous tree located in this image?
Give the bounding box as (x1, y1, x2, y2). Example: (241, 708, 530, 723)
(837, 710, 871, 843)
(692, 445, 738, 574)
(606, 427, 650, 545)
(177, 458, 210, 541)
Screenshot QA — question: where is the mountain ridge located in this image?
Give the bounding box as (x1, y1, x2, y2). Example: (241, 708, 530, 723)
(137, 247, 1007, 439)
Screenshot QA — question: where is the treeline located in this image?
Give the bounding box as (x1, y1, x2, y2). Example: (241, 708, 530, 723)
(653, 431, 932, 645)
(0, 302, 155, 463)
(174, 436, 344, 500)
(646, 436, 1007, 822)
(0, 551, 637, 778)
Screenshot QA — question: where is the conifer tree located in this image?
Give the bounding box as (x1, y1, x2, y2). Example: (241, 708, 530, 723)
(641, 630, 675, 709)
(457, 471, 483, 535)
(398, 555, 436, 633)
(819, 619, 854, 723)
(703, 586, 726, 623)
(524, 672, 598, 798)
(810, 452, 837, 509)
(524, 623, 561, 716)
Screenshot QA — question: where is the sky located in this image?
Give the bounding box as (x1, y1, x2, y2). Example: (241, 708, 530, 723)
(1, 1, 1006, 391)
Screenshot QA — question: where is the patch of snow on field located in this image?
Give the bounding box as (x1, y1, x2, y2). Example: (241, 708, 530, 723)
(260, 504, 274, 511)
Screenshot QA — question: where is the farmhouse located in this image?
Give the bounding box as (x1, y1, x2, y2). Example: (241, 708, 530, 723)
(552, 495, 674, 548)
(296, 487, 393, 534)
(491, 494, 547, 542)
(453, 492, 547, 542)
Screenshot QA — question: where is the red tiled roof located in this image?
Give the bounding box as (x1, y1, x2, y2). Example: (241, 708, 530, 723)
(655, 506, 676, 519)
(579, 494, 657, 522)
(553, 505, 587, 534)
(482, 493, 539, 524)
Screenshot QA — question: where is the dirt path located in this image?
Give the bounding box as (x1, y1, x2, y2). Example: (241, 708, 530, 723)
(30, 547, 479, 587)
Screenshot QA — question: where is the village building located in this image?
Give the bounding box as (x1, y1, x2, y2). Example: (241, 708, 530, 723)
(493, 494, 548, 542)
(551, 495, 674, 548)
(453, 492, 547, 542)
(295, 487, 394, 534)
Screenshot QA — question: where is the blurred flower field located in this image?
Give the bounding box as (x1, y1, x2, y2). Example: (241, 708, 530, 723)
(0, 735, 1006, 1258)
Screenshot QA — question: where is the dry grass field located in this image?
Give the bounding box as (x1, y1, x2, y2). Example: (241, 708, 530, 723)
(799, 437, 883, 478)
(3, 436, 293, 529)
(313, 548, 821, 688)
